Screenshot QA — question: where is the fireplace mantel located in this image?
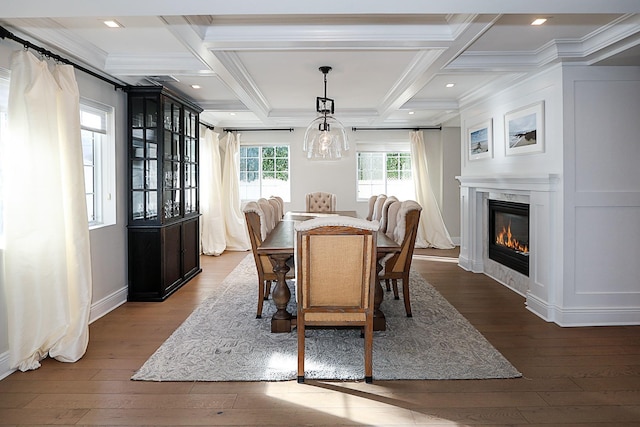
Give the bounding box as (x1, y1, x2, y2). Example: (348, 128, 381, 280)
(457, 174, 560, 192)
(456, 173, 561, 323)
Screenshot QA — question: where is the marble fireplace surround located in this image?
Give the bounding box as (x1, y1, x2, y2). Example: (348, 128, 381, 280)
(456, 174, 560, 321)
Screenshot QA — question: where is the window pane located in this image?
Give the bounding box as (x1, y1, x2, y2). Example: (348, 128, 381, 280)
(357, 151, 414, 200)
(239, 145, 290, 202)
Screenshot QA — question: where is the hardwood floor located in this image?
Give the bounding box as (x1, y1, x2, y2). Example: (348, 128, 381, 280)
(1, 248, 639, 426)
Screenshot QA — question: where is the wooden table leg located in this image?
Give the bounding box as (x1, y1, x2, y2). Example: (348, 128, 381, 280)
(374, 254, 386, 331)
(270, 253, 294, 333)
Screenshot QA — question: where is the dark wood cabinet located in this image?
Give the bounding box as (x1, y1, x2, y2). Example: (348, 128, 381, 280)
(126, 86, 203, 301)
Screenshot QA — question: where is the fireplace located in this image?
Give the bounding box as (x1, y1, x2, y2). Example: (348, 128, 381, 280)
(488, 199, 530, 276)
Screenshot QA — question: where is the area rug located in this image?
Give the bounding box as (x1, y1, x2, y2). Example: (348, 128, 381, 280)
(132, 255, 521, 381)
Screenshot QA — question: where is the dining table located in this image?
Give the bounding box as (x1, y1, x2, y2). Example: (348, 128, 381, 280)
(257, 211, 401, 333)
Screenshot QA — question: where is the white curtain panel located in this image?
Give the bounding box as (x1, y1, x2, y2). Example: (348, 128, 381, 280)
(410, 131, 455, 249)
(199, 129, 227, 255)
(220, 132, 250, 251)
(2, 50, 92, 371)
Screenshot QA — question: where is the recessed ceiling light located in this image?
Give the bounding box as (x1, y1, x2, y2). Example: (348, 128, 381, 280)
(229, 112, 236, 116)
(531, 18, 547, 26)
(408, 111, 415, 115)
(191, 84, 201, 89)
(103, 20, 122, 28)
(446, 83, 455, 88)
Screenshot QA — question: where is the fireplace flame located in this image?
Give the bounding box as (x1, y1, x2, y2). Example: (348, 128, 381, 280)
(496, 223, 529, 254)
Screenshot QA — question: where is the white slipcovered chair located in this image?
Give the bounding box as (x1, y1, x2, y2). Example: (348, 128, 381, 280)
(380, 200, 422, 317)
(305, 191, 337, 213)
(243, 201, 294, 318)
(371, 194, 387, 221)
(366, 195, 378, 221)
(379, 195, 399, 234)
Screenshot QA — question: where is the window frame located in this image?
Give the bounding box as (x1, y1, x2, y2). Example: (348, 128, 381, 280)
(80, 98, 116, 230)
(239, 144, 291, 202)
(356, 145, 414, 201)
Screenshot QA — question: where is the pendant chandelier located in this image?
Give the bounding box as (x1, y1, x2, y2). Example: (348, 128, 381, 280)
(303, 66, 349, 160)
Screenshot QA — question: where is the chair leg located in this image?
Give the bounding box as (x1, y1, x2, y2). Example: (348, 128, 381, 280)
(385, 278, 391, 292)
(264, 280, 271, 300)
(364, 321, 373, 383)
(402, 274, 412, 317)
(256, 280, 265, 319)
(392, 279, 399, 300)
(297, 321, 305, 383)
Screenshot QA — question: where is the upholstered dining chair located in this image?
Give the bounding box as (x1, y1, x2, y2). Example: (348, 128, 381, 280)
(243, 201, 294, 318)
(268, 197, 283, 222)
(269, 195, 285, 220)
(257, 198, 276, 233)
(379, 200, 422, 317)
(379, 195, 399, 234)
(305, 191, 337, 213)
(371, 194, 387, 221)
(295, 216, 379, 383)
(381, 199, 402, 292)
(366, 195, 378, 220)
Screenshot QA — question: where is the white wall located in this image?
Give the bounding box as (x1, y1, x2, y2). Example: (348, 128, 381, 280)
(0, 43, 129, 378)
(560, 66, 640, 325)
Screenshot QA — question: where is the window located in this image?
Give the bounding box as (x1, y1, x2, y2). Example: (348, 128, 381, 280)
(80, 100, 116, 229)
(357, 151, 414, 200)
(239, 145, 290, 202)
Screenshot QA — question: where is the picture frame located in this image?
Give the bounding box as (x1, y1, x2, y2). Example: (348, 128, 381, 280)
(467, 119, 493, 161)
(504, 101, 544, 156)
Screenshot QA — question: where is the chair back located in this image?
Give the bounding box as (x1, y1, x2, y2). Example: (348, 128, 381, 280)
(390, 200, 422, 273)
(243, 201, 276, 274)
(269, 196, 284, 219)
(384, 200, 402, 240)
(371, 194, 387, 221)
(268, 197, 283, 222)
(296, 216, 379, 320)
(380, 195, 399, 233)
(257, 198, 276, 233)
(365, 195, 378, 221)
(305, 191, 337, 213)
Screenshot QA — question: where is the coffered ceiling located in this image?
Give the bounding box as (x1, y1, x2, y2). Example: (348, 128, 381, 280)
(2, 1, 639, 128)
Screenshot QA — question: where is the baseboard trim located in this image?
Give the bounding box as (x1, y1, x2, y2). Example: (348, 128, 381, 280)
(0, 285, 128, 380)
(89, 286, 128, 324)
(526, 294, 640, 326)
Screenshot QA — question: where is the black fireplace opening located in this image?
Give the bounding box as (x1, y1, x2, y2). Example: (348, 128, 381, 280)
(488, 199, 530, 276)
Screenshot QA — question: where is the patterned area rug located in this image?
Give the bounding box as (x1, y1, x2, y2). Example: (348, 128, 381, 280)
(132, 255, 521, 381)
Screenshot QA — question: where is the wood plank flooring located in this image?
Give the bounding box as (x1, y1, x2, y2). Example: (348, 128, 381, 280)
(1, 248, 639, 426)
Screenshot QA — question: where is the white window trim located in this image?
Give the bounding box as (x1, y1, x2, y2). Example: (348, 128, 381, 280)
(81, 98, 116, 230)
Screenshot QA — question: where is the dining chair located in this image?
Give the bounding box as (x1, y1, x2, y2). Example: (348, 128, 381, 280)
(382, 199, 402, 292)
(365, 195, 378, 220)
(295, 216, 379, 383)
(379, 200, 422, 317)
(269, 195, 285, 220)
(243, 201, 294, 318)
(268, 197, 283, 222)
(371, 194, 387, 221)
(379, 195, 399, 234)
(257, 198, 276, 233)
(305, 191, 337, 213)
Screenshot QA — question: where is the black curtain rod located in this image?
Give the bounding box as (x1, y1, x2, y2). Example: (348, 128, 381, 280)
(222, 128, 294, 133)
(351, 126, 442, 131)
(0, 25, 128, 91)
(200, 121, 216, 131)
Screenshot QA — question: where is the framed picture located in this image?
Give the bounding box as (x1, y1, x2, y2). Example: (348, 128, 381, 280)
(504, 101, 544, 156)
(467, 119, 493, 161)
